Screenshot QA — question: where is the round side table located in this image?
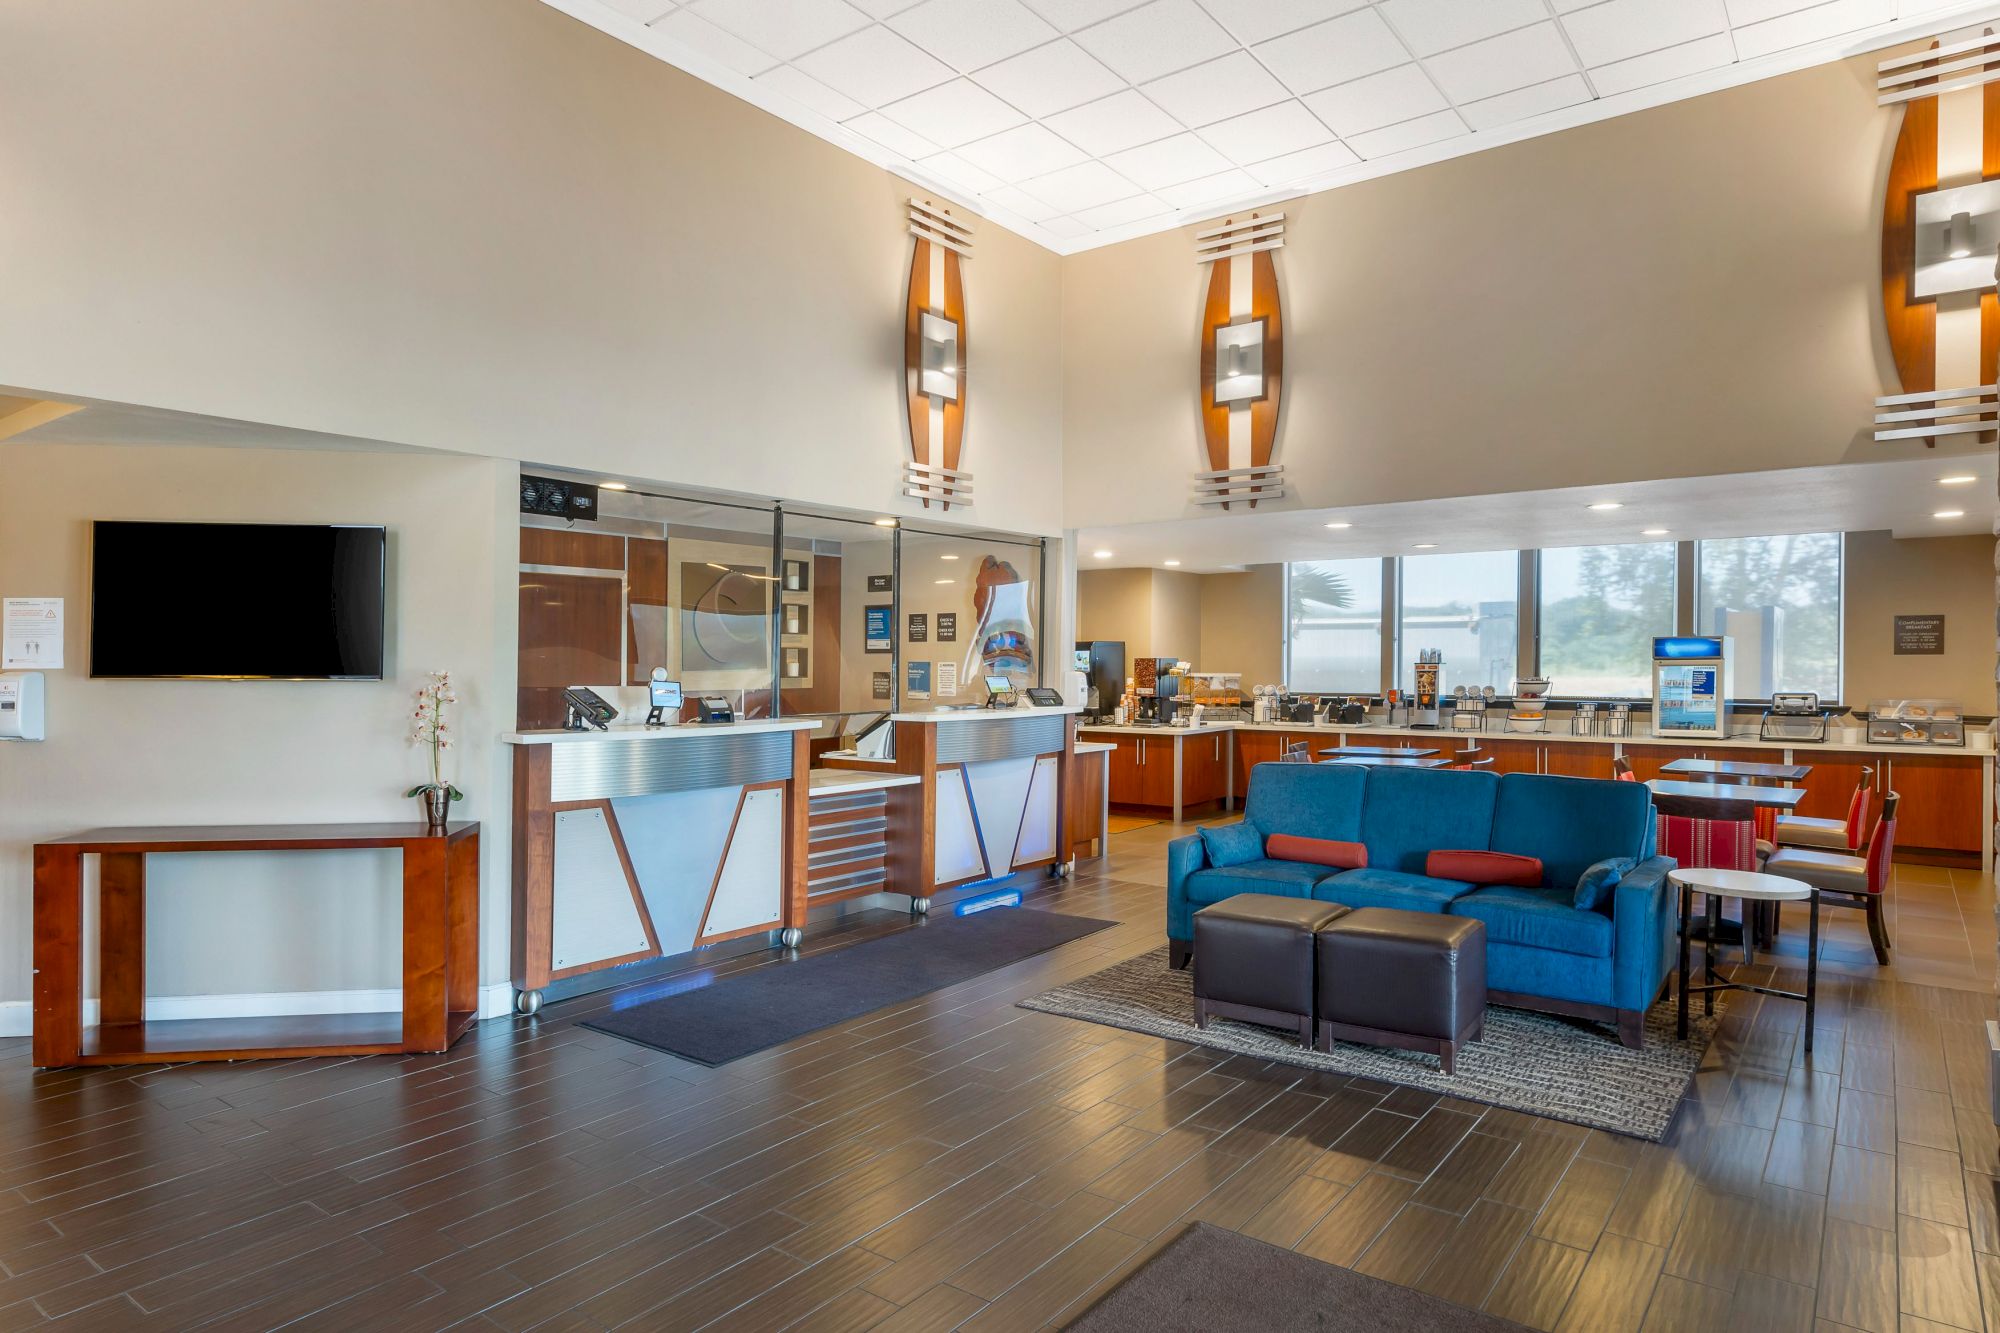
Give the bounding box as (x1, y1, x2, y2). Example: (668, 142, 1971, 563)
(1672, 867, 1821, 1053)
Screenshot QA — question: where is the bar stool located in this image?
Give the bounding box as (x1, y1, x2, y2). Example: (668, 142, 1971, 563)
(1765, 794, 1899, 964)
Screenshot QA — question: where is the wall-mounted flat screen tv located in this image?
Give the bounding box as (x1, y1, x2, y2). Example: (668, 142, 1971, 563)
(90, 521, 387, 680)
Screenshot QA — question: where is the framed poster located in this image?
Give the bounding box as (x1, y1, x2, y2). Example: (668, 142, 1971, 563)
(872, 670, 891, 700)
(906, 660, 931, 699)
(867, 573, 892, 593)
(908, 612, 928, 642)
(865, 605, 892, 653)
(936, 611, 957, 642)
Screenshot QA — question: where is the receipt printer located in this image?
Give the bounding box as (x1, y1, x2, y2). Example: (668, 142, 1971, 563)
(0, 673, 44, 741)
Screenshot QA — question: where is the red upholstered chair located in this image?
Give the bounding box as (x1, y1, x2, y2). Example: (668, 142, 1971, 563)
(1450, 744, 1495, 771)
(1776, 767, 1874, 853)
(1613, 757, 1636, 781)
(1765, 792, 1899, 964)
(1280, 742, 1313, 763)
(1655, 791, 1761, 958)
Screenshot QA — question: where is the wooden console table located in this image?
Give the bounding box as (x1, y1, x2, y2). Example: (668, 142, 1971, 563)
(32, 822, 480, 1068)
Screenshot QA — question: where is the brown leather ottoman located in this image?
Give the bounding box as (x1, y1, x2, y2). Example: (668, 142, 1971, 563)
(1316, 908, 1486, 1074)
(1193, 894, 1350, 1046)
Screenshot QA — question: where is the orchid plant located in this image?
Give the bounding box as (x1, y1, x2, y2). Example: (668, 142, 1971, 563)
(404, 670, 465, 802)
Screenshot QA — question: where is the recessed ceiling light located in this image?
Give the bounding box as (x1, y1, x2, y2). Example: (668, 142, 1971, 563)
(874, 517, 899, 528)
(1934, 509, 1965, 519)
(601, 481, 629, 490)
(1323, 521, 1352, 530)
(934, 578, 955, 585)
(1940, 474, 1976, 485)
(1092, 549, 1114, 559)
(1163, 559, 1181, 567)
(940, 553, 959, 560)
(1642, 528, 1669, 536)
(1587, 502, 1623, 511)
(1412, 542, 1438, 549)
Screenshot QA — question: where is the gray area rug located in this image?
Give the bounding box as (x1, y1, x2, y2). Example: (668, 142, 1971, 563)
(1066, 1223, 1534, 1332)
(1020, 946, 1716, 1141)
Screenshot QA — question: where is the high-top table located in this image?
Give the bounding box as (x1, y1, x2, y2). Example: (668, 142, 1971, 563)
(1645, 778, 1808, 810)
(1661, 758, 1811, 783)
(33, 822, 480, 1068)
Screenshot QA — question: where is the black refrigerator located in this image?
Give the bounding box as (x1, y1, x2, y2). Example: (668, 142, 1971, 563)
(1074, 641, 1124, 719)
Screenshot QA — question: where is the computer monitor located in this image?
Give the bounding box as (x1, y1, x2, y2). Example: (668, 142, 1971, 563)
(646, 678, 683, 726)
(984, 675, 1014, 699)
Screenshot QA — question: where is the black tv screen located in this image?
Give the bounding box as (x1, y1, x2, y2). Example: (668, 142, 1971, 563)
(90, 521, 387, 680)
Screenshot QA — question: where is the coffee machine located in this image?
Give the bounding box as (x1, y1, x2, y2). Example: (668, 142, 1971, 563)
(1133, 656, 1185, 726)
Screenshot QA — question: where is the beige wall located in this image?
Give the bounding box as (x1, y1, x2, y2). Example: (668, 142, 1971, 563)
(1078, 568, 1204, 663)
(1060, 56, 1956, 529)
(0, 444, 518, 1011)
(1842, 531, 1994, 709)
(1200, 565, 1286, 688)
(0, 0, 1065, 536)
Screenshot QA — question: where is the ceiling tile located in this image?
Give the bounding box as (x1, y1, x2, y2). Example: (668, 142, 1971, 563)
(1245, 138, 1360, 185)
(753, 65, 866, 120)
(794, 25, 954, 104)
(955, 121, 1091, 176)
(887, 0, 1059, 71)
(1141, 52, 1289, 126)
(1722, 0, 1825, 22)
(1071, 0, 1238, 82)
(1019, 0, 1151, 28)
(1300, 64, 1446, 136)
(1587, 32, 1733, 95)
(973, 39, 1125, 117)
(1102, 132, 1233, 187)
(1020, 159, 1143, 210)
(842, 110, 943, 157)
(1074, 193, 1174, 228)
(848, 0, 924, 14)
(1730, 0, 1891, 57)
(918, 150, 1009, 193)
(686, 0, 871, 60)
(599, 0, 678, 21)
(1041, 215, 1095, 237)
(1195, 0, 1366, 46)
(1044, 90, 1184, 155)
(652, 9, 782, 74)
(1155, 167, 1262, 208)
(1422, 23, 1577, 104)
(1459, 73, 1593, 130)
(879, 79, 1028, 146)
(1254, 9, 1411, 95)
(1345, 107, 1466, 157)
(1375, 0, 1547, 57)
(983, 183, 1065, 220)
(1198, 100, 1333, 164)
(1559, 0, 1727, 68)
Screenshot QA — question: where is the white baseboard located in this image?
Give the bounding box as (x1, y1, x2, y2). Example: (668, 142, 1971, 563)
(0, 982, 517, 1039)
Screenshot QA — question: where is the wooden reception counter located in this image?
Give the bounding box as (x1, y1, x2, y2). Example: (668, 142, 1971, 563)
(822, 705, 1082, 912)
(505, 719, 816, 1013)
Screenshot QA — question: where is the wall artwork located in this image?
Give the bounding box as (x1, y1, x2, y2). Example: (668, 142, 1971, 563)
(1195, 212, 1285, 510)
(904, 198, 974, 510)
(970, 555, 1033, 684)
(678, 560, 769, 674)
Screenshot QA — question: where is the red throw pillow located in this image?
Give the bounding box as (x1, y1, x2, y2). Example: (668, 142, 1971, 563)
(1427, 850, 1543, 887)
(1266, 834, 1368, 870)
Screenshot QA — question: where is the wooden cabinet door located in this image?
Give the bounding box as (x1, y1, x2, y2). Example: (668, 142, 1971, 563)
(1542, 740, 1615, 779)
(1106, 737, 1144, 806)
(1791, 753, 1874, 824)
(1137, 736, 1178, 808)
(1481, 739, 1544, 775)
(1883, 752, 1983, 853)
(1620, 743, 1705, 782)
(1233, 731, 1282, 794)
(1180, 731, 1228, 806)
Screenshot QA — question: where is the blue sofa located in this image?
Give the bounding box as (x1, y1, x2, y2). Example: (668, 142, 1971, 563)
(1167, 763, 1676, 1048)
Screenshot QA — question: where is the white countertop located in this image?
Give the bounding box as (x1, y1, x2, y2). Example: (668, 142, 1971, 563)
(1075, 740, 1116, 755)
(887, 704, 1083, 723)
(808, 768, 921, 793)
(501, 718, 819, 745)
(1077, 718, 1991, 759)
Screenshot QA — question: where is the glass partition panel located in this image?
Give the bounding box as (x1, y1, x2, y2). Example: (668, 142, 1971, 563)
(898, 524, 1042, 709)
(1397, 550, 1520, 692)
(1695, 532, 1841, 700)
(1537, 542, 1676, 698)
(779, 511, 896, 746)
(1284, 559, 1383, 692)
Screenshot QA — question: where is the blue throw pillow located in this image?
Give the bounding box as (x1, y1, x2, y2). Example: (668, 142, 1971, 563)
(1199, 822, 1264, 868)
(1574, 856, 1636, 914)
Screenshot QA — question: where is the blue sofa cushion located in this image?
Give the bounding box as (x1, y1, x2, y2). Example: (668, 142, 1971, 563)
(1184, 859, 1329, 905)
(1317, 866, 1474, 914)
(1359, 767, 1500, 875)
(1574, 856, 1637, 914)
(1199, 821, 1263, 867)
(1489, 773, 1653, 894)
(1245, 762, 1367, 843)
(1451, 885, 1614, 958)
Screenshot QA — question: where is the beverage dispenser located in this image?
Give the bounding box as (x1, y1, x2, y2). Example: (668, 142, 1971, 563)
(1651, 636, 1733, 738)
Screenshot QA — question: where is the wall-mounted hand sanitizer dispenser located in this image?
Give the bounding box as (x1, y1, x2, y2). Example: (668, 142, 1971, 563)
(0, 673, 45, 740)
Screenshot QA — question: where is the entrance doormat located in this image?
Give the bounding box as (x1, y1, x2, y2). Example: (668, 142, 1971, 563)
(581, 908, 1116, 1066)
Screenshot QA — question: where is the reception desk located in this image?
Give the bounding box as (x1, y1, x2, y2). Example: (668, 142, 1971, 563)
(823, 705, 1081, 911)
(505, 719, 815, 1012)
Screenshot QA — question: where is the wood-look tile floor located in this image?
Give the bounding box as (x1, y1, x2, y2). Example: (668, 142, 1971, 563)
(0, 823, 1994, 1331)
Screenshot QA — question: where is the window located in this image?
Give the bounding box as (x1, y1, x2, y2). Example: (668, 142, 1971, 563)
(1537, 543, 1677, 698)
(1284, 559, 1382, 691)
(1696, 533, 1841, 700)
(1398, 550, 1519, 692)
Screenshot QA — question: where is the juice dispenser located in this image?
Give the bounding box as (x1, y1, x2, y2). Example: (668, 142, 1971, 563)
(1651, 636, 1733, 738)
